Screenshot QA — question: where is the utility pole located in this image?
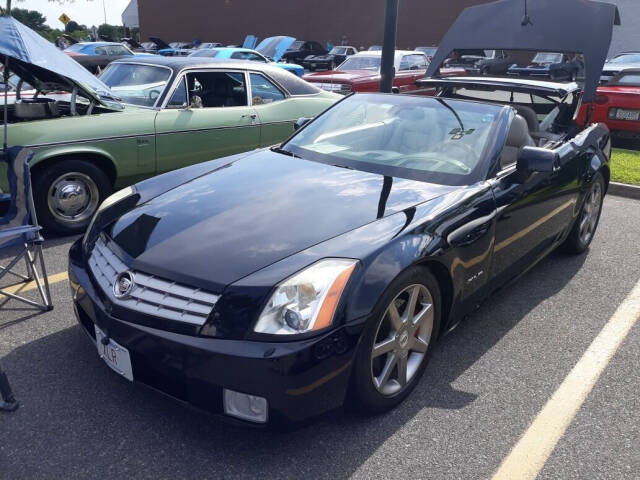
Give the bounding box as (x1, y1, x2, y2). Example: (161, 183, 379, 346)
(103, 0, 107, 24)
(380, 0, 399, 93)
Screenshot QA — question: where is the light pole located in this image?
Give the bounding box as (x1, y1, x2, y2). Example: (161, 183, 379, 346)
(102, 0, 107, 24)
(380, 0, 399, 93)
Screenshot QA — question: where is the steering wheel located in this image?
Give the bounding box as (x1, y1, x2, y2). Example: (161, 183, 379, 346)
(431, 141, 478, 171)
(148, 89, 160, 102)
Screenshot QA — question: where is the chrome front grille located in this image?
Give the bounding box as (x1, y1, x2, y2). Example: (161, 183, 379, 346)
(88, 235, 219, 326)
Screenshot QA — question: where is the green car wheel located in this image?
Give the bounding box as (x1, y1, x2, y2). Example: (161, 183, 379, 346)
(33, 159, 112, 235)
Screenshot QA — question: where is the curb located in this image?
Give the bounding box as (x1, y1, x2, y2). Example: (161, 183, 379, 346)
(609, 182, 640, 200)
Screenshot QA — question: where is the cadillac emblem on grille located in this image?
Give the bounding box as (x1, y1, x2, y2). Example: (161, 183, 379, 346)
(113, 271, 135, 299)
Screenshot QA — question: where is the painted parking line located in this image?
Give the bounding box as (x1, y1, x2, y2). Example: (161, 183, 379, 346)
(1, 271, 68, 296)
(492, 279, 640, 480)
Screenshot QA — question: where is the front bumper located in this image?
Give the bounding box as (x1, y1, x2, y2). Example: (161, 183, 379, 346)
(68, 240, 360, 425)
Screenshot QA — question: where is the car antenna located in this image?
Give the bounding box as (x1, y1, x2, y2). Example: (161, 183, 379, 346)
(521, 0, 533, 26)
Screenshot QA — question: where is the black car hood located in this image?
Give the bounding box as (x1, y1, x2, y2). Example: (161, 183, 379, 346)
(108, 150, 456, 292)
(425, 0, 620, 102)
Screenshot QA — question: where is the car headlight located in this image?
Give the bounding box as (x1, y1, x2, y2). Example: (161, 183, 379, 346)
(83, 185, 136, 246)
(253, 259, 358, 335)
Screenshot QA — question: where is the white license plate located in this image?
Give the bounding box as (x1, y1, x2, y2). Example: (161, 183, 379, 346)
(311, 63, 316, 67)
(95, 326, 133, 381)
(615, 109, 640, 121)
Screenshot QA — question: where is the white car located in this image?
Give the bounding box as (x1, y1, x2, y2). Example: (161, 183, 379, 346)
(601, 51, 640, 83)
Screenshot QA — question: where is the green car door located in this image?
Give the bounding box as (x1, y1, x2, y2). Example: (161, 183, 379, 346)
(155, 69, 261, 173)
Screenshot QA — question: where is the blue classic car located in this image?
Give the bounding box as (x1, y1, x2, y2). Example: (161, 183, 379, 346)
(64, 42, 154, 57)
(189, 38, 304, 77)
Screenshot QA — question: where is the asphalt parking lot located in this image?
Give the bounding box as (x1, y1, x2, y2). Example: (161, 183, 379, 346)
(0, 195, 639, 479)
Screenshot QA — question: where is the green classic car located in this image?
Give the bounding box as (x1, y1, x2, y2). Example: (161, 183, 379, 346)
(3, 56, 339, 234)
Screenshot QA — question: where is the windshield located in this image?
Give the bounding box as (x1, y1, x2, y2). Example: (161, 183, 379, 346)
(533, 52, 563, 64)
(610, 53, 640, 64)
(100, 63, 171, 107)
(339, 56, 381, 71)
(65, 43, 86, 53)
(189, 49, 219, 57)
(610, 73, 640, 86)
(283, 94, 501, 185)
(330, 47, 348, 55)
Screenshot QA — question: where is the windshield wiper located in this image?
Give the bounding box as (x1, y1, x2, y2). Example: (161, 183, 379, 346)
(271, 146, 298, 158)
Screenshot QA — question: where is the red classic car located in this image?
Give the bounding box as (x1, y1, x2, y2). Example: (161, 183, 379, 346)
(302, 50, 429, 94)
(578, 69, 640, 148)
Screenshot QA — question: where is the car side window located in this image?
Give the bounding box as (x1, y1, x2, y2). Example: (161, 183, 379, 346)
(399, 54, 428, 71)
(250, 73, 285, 105)
(182, 71, 248, 108)
(95, 46, 108, 55)
(167, 77, 188, 108)
(110, 45, 129, 55)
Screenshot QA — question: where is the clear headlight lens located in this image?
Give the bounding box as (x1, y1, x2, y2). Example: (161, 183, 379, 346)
(254, 259, 358, 335)
(83, 185, 136, 246)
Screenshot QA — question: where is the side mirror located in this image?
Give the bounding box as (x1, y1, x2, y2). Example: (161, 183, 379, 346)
(294, 117, 312, 131)
(516, 146, 559, 172)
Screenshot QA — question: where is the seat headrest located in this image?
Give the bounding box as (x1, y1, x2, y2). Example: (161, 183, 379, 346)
(506, 115, 531, 147)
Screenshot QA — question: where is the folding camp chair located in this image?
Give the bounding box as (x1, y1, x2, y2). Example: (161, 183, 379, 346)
(0, 146, 53, 311)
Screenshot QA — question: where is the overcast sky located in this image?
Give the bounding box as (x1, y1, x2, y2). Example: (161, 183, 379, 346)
(12, 0, 130, 28)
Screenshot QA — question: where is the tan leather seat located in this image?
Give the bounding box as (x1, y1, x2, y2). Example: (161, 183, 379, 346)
(499, 114, 535, 169)
(511, 104, 539, 132)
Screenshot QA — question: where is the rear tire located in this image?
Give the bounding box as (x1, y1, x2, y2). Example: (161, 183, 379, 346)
(561, 173, 605, 254)
(351, 266, 441, 414)
(32, 159, 112, 236)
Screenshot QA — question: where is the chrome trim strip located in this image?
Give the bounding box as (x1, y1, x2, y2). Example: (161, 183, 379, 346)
(155, 119, 295, 137)
(25, 132, 157, 149)
(25, 119, 297, 148)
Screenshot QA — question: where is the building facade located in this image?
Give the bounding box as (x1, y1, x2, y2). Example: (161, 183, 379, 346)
(137, 0, 491, 49)
(136, 0, 638, 55)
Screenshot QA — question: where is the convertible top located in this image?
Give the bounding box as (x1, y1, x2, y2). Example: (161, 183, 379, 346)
(425, 0, 620, 102)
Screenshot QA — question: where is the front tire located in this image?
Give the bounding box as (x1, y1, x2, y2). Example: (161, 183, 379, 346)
(561, 173, 605, 254)
(33, 159, 112, 236)
(351, 266, 441, 413)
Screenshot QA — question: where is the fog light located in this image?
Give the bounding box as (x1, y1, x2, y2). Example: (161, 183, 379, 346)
(223, 389, 268, 423)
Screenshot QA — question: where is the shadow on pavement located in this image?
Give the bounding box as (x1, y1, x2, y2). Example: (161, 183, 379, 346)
(0, 250, 587, 479)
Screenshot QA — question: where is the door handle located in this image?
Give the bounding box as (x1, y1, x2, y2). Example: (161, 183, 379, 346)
(242, 114, 257, 119)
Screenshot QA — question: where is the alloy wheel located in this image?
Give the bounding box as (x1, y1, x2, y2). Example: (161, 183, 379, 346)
(47, 171, 100, 226)
(371, 284, 434, 396)
(578, 181, 602, 245)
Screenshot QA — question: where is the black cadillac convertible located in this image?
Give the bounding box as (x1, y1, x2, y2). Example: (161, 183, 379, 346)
(68, 0, 620, 425)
